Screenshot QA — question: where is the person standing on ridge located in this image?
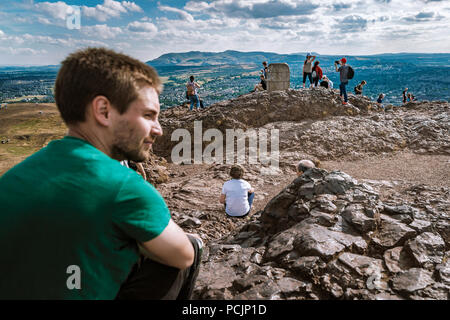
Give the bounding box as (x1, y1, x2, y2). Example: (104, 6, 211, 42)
(302, 53, 316, 88)
(377, 93, 385, 108)
(261, 61, 269, 79)
(335, 57, 350, 105)
(354, 80, 367, 95)
(312, 61, 323, 88)
(402, 88, 409, 104)
(186, 75, 201, 111)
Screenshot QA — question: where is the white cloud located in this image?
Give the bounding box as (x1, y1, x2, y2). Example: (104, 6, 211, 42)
(82, 0, 142, 22)
(158, 4, 195, 22)
(37, 16, 52, 25)
(122, 1, 143, 12)
(127, 21, 158, 34)
(6, 47, 47, 56)
(184, 0, 319, 19)
(2, 0, 449, 64)
(81, 24, 123, 39)
(34, 1, 72, 20)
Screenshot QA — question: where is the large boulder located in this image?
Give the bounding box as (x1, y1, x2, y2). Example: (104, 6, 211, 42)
(193, 167, 449, 300)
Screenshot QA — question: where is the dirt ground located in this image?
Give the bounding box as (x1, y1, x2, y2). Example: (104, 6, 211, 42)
(158, 150, 450, 244)
(321, 152, 450, 187)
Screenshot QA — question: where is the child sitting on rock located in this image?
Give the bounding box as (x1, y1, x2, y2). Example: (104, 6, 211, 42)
(220, 165, 255, 218)
(377, 93, 385, 108)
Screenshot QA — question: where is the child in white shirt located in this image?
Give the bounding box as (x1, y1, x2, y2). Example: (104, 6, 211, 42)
(220, 165, 255, 218)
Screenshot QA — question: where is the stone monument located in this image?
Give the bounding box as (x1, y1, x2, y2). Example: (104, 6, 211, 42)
(267, 63, 290, 92)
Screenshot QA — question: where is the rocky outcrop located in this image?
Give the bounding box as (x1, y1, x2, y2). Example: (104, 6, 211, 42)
(154, 88, 377, 159)
(192, 169, 449, 300)
(155, 90, 449, 163)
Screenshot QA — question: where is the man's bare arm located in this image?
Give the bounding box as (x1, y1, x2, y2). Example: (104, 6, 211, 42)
(139, 219, 194, 269)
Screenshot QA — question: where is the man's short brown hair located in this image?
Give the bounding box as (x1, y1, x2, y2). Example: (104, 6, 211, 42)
(230, 165, 244, 179)
(54, 47, 162, 125)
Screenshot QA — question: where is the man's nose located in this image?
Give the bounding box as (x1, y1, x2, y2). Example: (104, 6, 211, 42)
(151, 120, 163, 136)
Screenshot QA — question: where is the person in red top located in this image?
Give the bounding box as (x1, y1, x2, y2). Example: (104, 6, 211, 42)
(312, 61, 323, 87)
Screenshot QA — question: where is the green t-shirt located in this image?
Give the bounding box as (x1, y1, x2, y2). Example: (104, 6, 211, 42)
(0, 136, 171, 299)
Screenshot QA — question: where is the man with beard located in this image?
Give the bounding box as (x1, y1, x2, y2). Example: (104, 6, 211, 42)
(0, 48, 202, 300)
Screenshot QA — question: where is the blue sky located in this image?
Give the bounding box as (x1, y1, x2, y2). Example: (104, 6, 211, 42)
(0, 0, 449, 65)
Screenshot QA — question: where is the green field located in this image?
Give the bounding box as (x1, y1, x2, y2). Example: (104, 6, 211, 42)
(0, 103, 67, 176)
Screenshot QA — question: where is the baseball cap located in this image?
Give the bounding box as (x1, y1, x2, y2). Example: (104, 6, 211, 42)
(341, 57, 347, 64)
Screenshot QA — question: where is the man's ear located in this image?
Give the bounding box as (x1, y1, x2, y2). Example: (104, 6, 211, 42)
(90, 96, 113, 127)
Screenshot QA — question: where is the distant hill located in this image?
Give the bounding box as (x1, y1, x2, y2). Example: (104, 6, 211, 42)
(146, 50, 319, 67)
(147, 51, 450, 67)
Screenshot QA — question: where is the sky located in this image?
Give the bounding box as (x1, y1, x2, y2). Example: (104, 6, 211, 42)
(0, 0, 449, 65)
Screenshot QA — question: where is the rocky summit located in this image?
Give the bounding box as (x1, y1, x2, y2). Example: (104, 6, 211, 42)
(146, 88, 449, 300)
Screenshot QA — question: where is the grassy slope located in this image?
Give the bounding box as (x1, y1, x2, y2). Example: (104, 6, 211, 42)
(0, 103, 67, 176)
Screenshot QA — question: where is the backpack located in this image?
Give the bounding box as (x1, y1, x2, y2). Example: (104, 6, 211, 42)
(320, 81, 329, 89)
(347, 66, 355, 79)
(187, 82, 196, 96)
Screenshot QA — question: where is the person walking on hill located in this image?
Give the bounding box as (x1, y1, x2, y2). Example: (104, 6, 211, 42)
(354, 80, 367, 95)
(335, 57, 350, 105)
(302, 53, 316, 88)
(0, 47, 203, 300)
(186, 75, 201, 111)
(220, 165, 255, 218)
(312, 61, 323, 88)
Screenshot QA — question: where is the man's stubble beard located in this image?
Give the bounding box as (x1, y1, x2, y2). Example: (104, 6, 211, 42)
(111, 120, 153, 162)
